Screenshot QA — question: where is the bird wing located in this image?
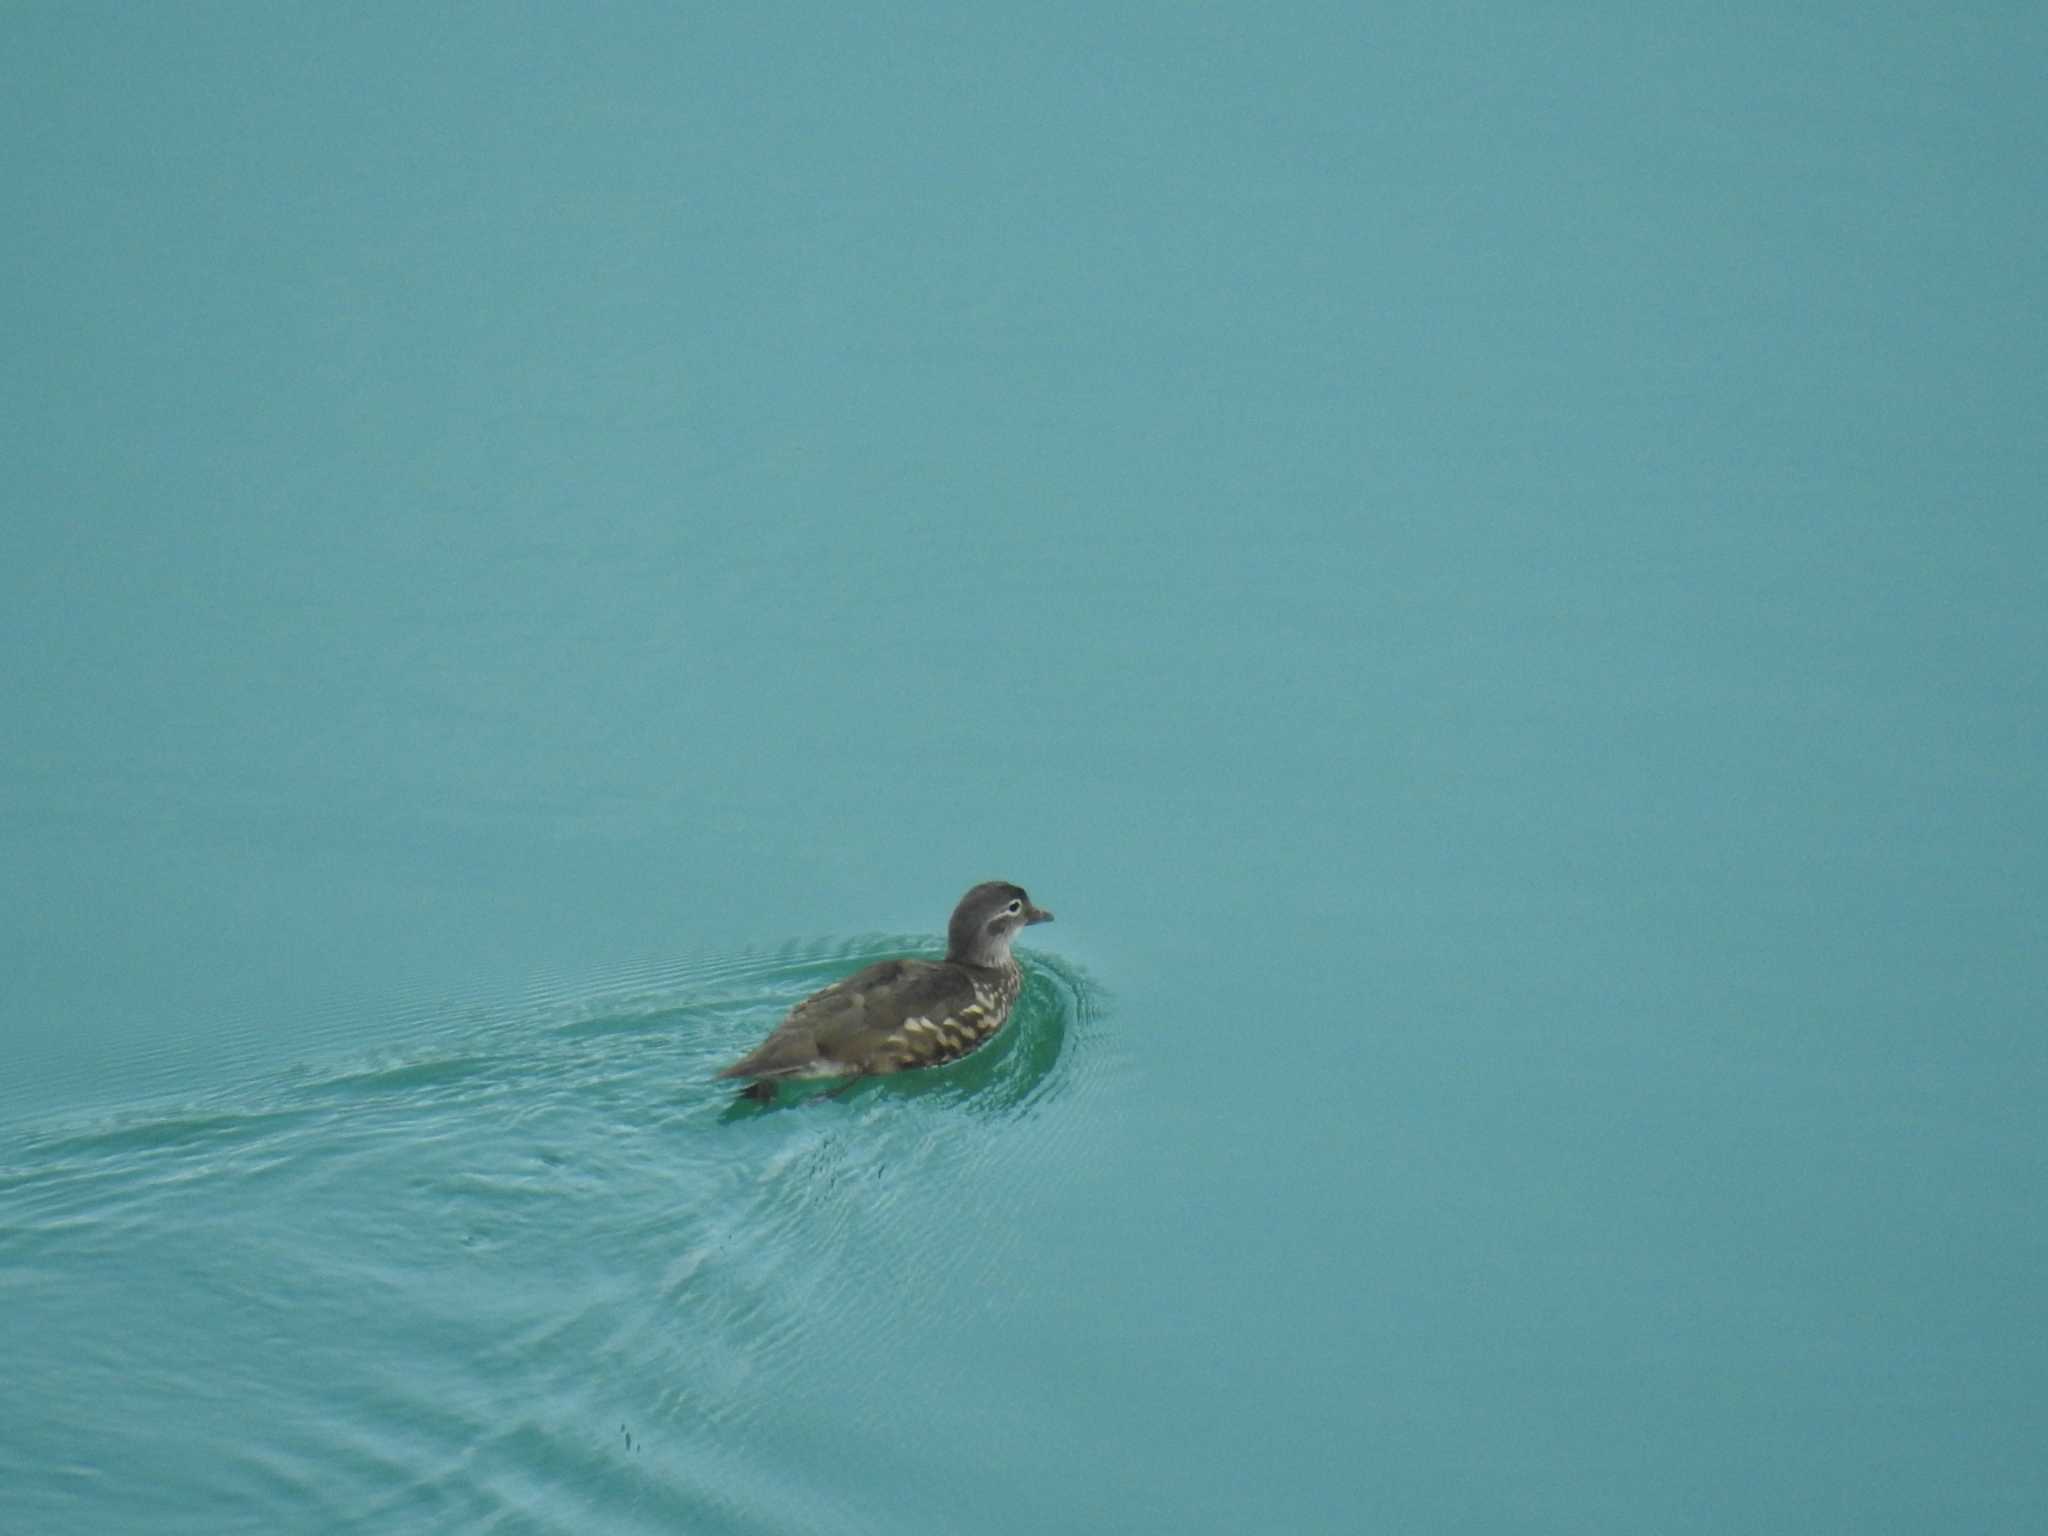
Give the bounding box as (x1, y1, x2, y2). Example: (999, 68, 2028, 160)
(718, 958, 974, 1079)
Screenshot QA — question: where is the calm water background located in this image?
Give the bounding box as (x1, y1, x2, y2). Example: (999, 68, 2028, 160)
(4, 5, 2044, 1532)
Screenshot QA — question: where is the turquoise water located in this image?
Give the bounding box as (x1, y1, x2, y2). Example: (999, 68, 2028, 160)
(5, 5, 2045, 1532)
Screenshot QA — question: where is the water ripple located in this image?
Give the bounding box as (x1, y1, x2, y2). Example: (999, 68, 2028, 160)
(0, 937, 1111, 1535)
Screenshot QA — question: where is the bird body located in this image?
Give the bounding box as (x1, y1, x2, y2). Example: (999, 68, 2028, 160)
(718, 882, 1052, 1095)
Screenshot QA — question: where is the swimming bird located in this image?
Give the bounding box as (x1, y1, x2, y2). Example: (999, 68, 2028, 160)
(717, 881, 1054, 1100)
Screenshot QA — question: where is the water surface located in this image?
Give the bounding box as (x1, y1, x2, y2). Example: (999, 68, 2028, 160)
(4, 4, 2045, 1532)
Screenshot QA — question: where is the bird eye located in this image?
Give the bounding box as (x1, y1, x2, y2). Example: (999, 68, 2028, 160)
(1004, 899, 1023, 915)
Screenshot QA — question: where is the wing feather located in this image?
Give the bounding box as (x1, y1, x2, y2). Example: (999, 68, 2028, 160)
(717, 959, 978, 1080)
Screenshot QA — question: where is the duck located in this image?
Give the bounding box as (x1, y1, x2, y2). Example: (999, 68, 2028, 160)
(718, 881, 1054, 1100)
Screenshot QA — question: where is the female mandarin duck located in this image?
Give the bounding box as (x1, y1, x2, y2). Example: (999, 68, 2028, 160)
(718, 881, 1053, 1099)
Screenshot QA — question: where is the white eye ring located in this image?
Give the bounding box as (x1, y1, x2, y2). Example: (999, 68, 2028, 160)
(1004, 899, 1023, 915)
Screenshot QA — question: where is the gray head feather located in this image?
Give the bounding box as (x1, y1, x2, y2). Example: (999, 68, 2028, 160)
(945, 881, 1054, 967)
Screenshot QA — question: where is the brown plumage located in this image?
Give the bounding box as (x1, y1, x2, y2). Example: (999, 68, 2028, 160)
(717, 882, 1053, 1097)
